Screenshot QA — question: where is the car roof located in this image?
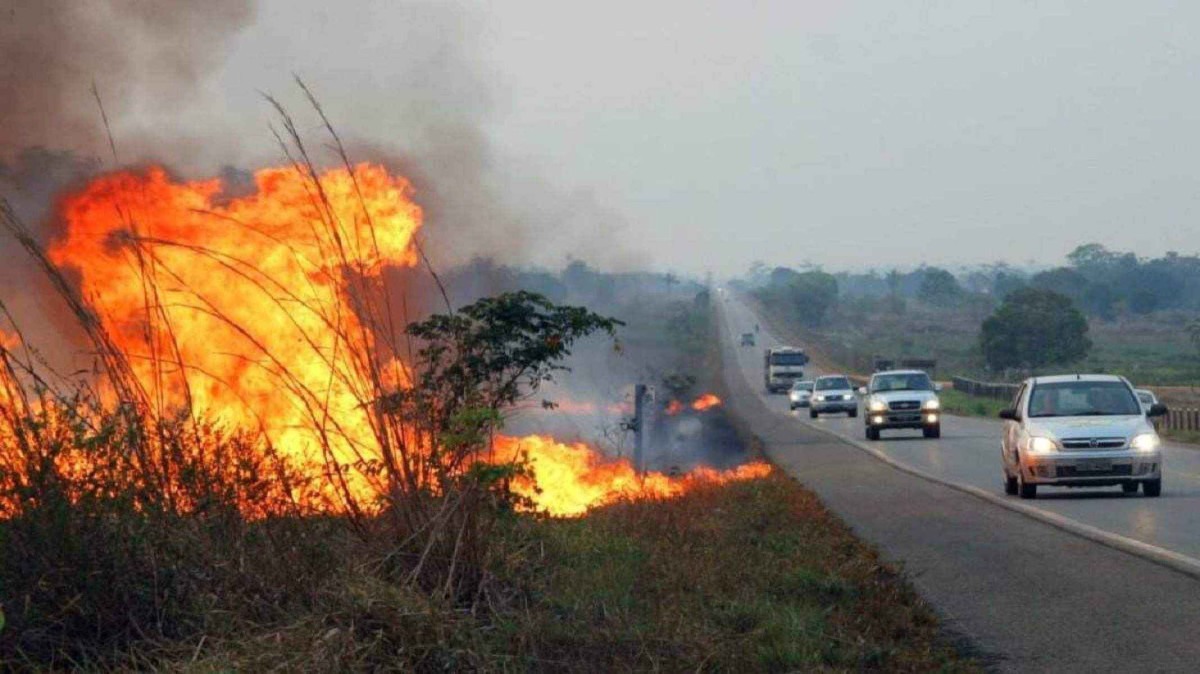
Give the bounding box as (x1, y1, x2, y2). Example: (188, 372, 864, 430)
(815, 374, 849, 380)
(1030, 374, 1126, 385)
(871, 369, 928, 376)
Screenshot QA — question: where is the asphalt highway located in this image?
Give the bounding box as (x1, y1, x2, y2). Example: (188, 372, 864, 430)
(716, 290, 1200, 672)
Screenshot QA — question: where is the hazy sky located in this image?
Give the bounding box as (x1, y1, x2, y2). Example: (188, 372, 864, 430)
(43, 1, 1200, 276)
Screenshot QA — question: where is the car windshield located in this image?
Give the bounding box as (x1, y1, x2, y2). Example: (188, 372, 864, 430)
(791, 381, 813, 391)
(770, 353, 808, 366)
(816, 377, 851, 390)
(871, 373, 933, 392)
(1028, 381, 1141, 418)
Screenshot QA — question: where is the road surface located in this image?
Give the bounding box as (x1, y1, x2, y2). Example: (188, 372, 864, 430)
(716, 290, 1200, 672)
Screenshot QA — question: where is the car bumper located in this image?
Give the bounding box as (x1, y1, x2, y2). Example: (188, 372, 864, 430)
(789, 397, 811, 408)
(812, 399, 857, 413)
(865, 410, 940, 429)
(1019, 449, 1163, 486)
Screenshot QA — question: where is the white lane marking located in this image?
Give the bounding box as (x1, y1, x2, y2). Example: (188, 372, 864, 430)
(796, 416, 1200, 580)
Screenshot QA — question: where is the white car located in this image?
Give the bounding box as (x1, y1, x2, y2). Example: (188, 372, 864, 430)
(788, 380, 814, 410)
(1135, 388, 1159, 415)
(809, 375, 858, 418)
(1000, 374, 1168, 499)
(860, 370, 941, 440)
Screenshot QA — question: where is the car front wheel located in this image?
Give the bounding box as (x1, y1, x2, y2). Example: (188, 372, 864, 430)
(1004, 473, 1018, 495)
(1144, 479, 1162, 497)
(866, 426, 880, 441)
(1017, 470, 1037, 499)
(923, 424, 941, 439)
(809, 409, 818, 419)
(848, 408, 858, 418)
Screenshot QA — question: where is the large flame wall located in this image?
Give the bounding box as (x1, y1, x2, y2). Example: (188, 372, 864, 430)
(33, 164, 769, 517)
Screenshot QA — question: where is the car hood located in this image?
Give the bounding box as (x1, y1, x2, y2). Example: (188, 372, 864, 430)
(1026, 415, 1152, 442)
(870, 390, 938, 405)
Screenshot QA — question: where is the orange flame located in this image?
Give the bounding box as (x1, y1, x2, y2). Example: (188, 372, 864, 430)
(493, 434, 771, 517)
(46, 164, 421, 504)
(665, 393, 722, 416)
(6, 164, 770, 517)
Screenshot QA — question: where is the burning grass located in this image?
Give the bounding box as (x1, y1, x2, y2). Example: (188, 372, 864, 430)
(0, 94, 776, 666)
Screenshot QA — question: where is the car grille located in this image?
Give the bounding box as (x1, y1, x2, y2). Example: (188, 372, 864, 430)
(1056, 465, 1133, 478)
(1060, 437, 1126, 451)
(823, 395, 843, 401)
(888, 400, 920, 411)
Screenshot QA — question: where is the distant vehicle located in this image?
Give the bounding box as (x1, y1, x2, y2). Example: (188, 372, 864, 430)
(764, 347, 808, 393)
(740, 332, 756, 347)
(788, 380, 814, 410)
(999, 375, 1168, 499)
(1135, 388, 1159, 414)
(809, 375, 857, 418)
(860, 370, 941, 440)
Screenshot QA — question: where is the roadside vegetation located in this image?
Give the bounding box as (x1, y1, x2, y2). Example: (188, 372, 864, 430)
(163, 474, 975, 672)
(740, 244, 1200, 393)
(938, 389, 1009, 419)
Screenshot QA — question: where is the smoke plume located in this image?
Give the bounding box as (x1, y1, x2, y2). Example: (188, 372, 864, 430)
(0, 0, 255, 159)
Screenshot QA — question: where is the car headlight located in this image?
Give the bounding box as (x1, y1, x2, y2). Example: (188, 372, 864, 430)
(1027, 436, 1058, 454)
(868, 400, 886, 412)
(1130, 433, 1161, 452)
(814, 395, 825, 401)
(922, 399, 940, 410)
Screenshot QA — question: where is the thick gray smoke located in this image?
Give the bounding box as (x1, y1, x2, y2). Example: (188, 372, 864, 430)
(0, 0, 255, 160)
(308, 1, 647, 274)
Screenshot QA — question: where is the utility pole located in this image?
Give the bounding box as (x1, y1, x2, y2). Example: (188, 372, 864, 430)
(633, 383, 646, 474)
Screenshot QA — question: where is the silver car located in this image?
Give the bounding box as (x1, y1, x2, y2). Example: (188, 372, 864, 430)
(788, 380, 814, 410)
(1000, 374, 1168, 499)
(809, 375, 858, 418)
(1135, 388, 1159, 415)
(860, 370, 941, 440)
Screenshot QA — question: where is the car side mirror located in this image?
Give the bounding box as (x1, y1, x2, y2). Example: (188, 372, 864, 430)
(1147, 403, 1168, 418)
(999, 408, 1019, 421)
(934, 383, 943, 392)
(857, 387, 867, 396)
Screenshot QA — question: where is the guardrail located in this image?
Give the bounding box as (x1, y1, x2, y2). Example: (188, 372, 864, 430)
(1160, 409, 1200, 433)
(951, 376, 1018, 401)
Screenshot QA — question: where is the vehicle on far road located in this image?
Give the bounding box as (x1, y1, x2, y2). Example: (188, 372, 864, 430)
(1135, 388, 1159, 414)
(788, 380, 814, 410)
(860, 370, 941, 440)
(810, 375, 858, 418)
(999, 374, 1169, 499)
(740, 332, 756, 347)
(764, 346, 808, 393)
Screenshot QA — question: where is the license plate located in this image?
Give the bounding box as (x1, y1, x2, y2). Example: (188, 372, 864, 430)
(1075, 459, 1112, 473)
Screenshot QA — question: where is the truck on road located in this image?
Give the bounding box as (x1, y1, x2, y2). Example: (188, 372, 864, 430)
(764, 346, 809, 394)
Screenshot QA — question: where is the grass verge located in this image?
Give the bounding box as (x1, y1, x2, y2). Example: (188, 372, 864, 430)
(939, 389, 1008, 419)
(171, 474, 976, 672)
